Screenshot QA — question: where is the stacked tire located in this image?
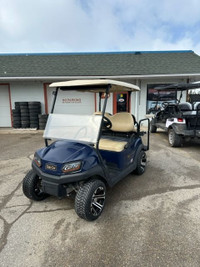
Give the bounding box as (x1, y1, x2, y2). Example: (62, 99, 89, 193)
(20, 102, 30, 128)
(39, 114, 48, 130)
(29, 102, 41, 129)
(12, 103, 21, 128)
(12, 101, 46, 129)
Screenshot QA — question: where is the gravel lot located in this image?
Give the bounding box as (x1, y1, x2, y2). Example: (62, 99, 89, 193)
(0, 129, 200, 267)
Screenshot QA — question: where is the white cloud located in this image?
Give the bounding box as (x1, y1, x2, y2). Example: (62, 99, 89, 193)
(0, 0, 200, 55)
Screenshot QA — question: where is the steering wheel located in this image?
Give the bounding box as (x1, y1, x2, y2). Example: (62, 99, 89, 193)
(103, 116, 112, 129)
(162, 102, 169, 108)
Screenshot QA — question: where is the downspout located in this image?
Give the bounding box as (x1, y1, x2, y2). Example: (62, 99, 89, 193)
(135, 79, 140, 121)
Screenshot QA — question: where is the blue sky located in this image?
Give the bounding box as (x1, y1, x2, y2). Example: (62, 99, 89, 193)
(0, 0, 200, 55)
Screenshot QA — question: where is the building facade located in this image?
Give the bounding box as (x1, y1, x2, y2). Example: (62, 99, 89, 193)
(1, 50, 200, 127)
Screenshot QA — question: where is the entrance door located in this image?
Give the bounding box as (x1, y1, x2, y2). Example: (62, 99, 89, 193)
(0, 85, 11, 127)
(113, 92, 130, 114)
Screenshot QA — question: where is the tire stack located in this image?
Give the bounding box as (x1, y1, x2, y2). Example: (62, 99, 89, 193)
(38, 114, 48, 130)
(20, 102, 30, 128)
(28, 102, 41, 128)
(12, 103, 21, 128)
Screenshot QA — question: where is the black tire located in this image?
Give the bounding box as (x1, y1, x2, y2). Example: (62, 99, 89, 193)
(29, 110, 41, 115)
(20, 108, 29, 113)
(30, 119, 39, 124)
(23, 169, 49, 201)
(28, 101, 41, 106)
(38, 114, 48, 119)
(75, 179, 106, 221)
(39, 119, 47, 123)
(13, 124, 21, 128)
(18, 102, 28, 105)
(13, 119, 21, 123)
(168, 128, 182, 147)
(30, 124, 39, 128)
(21, 123, 30, 128)
(39, 123, 47, 129)
(19, 105, 28, 109)
(12, 114, 21, 118)
(21, 115, 29, 119)
(133, 150, 147, 175)
(30, 114, 39, 119)
(150, 124, 157, 133)
(12, 109, 20, 115)
(29, 111, 40, 117)
(15, 102, 21, 107)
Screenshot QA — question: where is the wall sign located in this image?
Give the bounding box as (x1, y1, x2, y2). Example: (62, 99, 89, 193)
(62, 98, 82, 104)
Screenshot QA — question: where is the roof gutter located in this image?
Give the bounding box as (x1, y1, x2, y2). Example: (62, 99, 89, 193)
(1, 73, 200, 81)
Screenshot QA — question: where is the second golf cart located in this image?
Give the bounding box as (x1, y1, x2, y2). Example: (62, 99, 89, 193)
(150, 82, 200, 147)
(23, 79, 150, 221)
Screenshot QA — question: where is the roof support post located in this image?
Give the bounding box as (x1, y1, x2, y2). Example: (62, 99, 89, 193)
(95, 85, 111, 178)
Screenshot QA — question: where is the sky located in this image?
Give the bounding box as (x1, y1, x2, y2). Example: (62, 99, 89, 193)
(0, 0, 200, 55)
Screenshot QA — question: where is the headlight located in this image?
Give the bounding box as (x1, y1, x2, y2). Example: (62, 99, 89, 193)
(62, 161, 82, 174)
(33, 153, 42, 167)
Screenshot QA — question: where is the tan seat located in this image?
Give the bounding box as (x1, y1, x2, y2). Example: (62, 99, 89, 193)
(98, 138, 127, 152)
(109, 112, 136, 132)
(94, 112, 136, 152)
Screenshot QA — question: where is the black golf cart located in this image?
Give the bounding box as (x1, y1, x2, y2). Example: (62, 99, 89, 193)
(23, 79, 150, 221)
(150, 82, 200, 147)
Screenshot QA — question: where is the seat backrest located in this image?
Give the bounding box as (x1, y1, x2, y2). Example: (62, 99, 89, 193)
(194, 102, 200, 110)
(179, 102, 192, 111)
(109, 112, 136, 132)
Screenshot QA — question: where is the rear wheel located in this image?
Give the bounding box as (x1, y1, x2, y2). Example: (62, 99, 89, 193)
(150, 124, 157, 133)
(168, 128, 182, 147)
(134, 150, 147, 175)
(150, 120, 157, 133)
(75, 179, 106, 221)
(23, 169, 49, 201)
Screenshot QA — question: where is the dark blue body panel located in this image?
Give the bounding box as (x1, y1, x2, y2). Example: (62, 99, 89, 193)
(99, 137, 142, 169)
(37, 140, 100, 176)
(32, 137, 144, 194)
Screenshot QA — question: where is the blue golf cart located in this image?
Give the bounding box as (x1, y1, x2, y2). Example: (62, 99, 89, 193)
(23, 79, 150, 221)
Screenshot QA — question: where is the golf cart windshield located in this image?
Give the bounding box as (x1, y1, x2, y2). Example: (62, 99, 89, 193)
(43, 113, 102, 143)
(44, 79, 140, 145)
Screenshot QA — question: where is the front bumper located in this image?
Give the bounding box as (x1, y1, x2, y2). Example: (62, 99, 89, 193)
(32, 162, 104, 198)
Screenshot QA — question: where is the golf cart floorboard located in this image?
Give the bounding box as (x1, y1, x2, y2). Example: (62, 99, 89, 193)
(106, 165, 134, 187)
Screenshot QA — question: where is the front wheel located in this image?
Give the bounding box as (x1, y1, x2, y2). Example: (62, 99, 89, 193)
(22, 169, 49, 201)
(168, 129, 182, 147)
(133, 150, 147, 175)
(75, 179, 106, 221)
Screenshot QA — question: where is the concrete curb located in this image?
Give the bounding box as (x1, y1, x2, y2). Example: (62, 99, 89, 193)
(0, 128, 44, 134)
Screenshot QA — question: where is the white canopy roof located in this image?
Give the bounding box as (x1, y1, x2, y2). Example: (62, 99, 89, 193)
(49, 79, 140, 92)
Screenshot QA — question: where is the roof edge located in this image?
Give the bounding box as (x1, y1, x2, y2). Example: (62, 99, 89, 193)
(1, 73, 200, 81)
(0, 50, 194, 57)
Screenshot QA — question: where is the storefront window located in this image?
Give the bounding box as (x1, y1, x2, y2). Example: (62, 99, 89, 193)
(147, 84, 177, 114)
